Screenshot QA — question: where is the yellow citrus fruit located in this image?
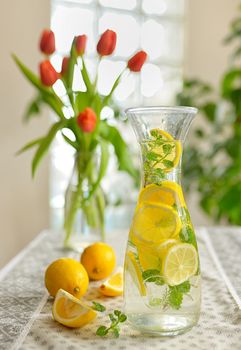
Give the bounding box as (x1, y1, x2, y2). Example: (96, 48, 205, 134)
(132, 203, 182, 244)
(163, 243, 198, 286)
(125, 251, 146, 296)
(81, 242, 116, 280)
(45, 258, 89, 298)
(52, 289, 96, 328)
(138, 181, 185, 208)
(148, 128, 182, 172)
(99, 267, 123, 297)
(157, 239, 178, 259)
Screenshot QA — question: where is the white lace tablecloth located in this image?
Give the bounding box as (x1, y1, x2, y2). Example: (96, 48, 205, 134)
(1, 227, 241, 350)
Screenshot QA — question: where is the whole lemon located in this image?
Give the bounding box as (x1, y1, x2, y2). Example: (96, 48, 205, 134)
(45, 258, 89, 298)
(81, 242, 116, 280)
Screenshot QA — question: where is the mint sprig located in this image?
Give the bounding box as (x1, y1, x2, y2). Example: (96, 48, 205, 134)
(168, 281, 191, 309)
(96, 309, 127, 338)
(92, 301, 106, 312)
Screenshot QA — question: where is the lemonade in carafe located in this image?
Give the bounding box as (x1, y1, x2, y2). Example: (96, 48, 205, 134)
(124, 107, 201, 336)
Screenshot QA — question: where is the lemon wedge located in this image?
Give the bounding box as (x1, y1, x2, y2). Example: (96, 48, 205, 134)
(99, 267, 123, 297)
(125, 251, 146, 296)
(163, 243, 198, 286)
(138, 181, 185, 208)
(52, 289, 96, 328)
(133, 203, 182, 243)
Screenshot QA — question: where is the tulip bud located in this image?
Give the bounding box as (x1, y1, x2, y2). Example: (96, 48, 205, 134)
(76, 35, 87, 55)
(61, 56, 69, 76)
(77, 107, 97, 133)
(39, 60, 59, 87)
(97, 29, 117, 56)
(128, 51, 147, 72)
(39, 29, 55, 55)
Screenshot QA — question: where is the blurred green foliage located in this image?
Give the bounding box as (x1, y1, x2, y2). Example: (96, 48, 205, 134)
(177, 6, 241, 224)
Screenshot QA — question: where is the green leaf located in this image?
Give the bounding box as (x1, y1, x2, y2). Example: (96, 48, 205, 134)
(112, 327, 120, 338)
(162, 160, 174, 168)
(96, 326, 108, 336)
(75, 91, 91, 113)
(119, 314, 127, 323)
(16, 137, 44, 155)
(114, 310, 121, 317)
(142, 269, 164, 285)
(222, 69, 241, 97)
(32, 121, 64, 177)
(23, 95, 42, 122)
(162, 144, 172, 153)
(201, 102, 216, 122)
(92, 301, 106, 312)
(109, 313, 116, 322)
(80, 56, 94, 93)
(179, 226, 197, 248)
(85, 138, 109, 201)
(168, 287, 183, 310)
(12, 54, 65, 120)
(177, 281, 191, 294)
(146, 152, 159, 161)
(99, 122, 139, 183)
(61, 132, 79, 150)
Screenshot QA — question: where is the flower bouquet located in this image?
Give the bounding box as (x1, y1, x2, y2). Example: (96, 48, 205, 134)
(13, 28, 147, 247)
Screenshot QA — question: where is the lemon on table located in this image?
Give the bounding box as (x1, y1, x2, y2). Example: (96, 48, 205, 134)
(52, 289, 96, 328)
(125, 251, 146, 296)
(45, 258, 89, 298)
(132, 203, 181, 244)
(138, 181, 185, 208)
(99, 267, 123, 297)
(162, 243, 198, 286)
(81, 242, 116, 280)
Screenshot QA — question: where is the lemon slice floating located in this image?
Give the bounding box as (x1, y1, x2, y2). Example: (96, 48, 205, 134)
(133, 203, 182, 243)
(52, 289, 96, 328)
(138, 181, 185, 208)
(99, 267, 123, 297)
(150, 128, 174, 140)
(125, 251, 146, 296)
(163, 243, 198, 286)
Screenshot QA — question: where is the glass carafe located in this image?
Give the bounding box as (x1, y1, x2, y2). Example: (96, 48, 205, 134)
(124, 106, 201, 336)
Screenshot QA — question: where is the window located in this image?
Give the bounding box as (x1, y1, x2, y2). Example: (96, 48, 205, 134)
(50, 0, 185, 229)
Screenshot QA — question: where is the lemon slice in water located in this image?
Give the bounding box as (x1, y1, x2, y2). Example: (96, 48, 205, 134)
(163, 243, 198, 286)
(133, 203, 181, 243)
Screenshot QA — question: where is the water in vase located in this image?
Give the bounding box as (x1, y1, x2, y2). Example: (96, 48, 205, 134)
(124, 107, 201, 336)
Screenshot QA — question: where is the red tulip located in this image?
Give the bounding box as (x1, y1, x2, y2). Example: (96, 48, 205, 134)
(76, 35, 87, 55)
(61, 56, 69, 76)
(77, 107, 97, 133)
(39, 60, 59, 86)
(39, 29, 55, 55)
(97, 30, 117, 56)
(128, 51, 147, 72)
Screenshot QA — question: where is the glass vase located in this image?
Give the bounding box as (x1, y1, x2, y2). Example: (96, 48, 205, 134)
(124, 106, 201, 336)
(64, 150, 105, 252)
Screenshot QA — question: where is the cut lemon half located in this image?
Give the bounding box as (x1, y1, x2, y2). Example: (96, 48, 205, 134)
(52, 289, 96, 328)
(133, 203, 182, 244)
(138, 181, 185, 208)
(125, 251, 146, 296)
(163, 243, 198, 286)
(99, 267, 123, 297)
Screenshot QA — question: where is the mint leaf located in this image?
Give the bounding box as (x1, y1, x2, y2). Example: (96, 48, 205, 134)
(168, 281, 191, 309)
(142, 269, 164, 285)
(163, 144, 172, 153)
(146, 152, 160, 161)
(163, 159, 174, 168)
(119, 314, 127, 322)
(96, 326, 108, 336)
(92, 301, 106, 312)
(179, 226, 197, 248)
(168, 287, 183, 309)
(177, 281, 191, 294)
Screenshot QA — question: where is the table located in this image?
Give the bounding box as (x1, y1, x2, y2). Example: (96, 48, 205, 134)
(1, 227, 241, 350)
